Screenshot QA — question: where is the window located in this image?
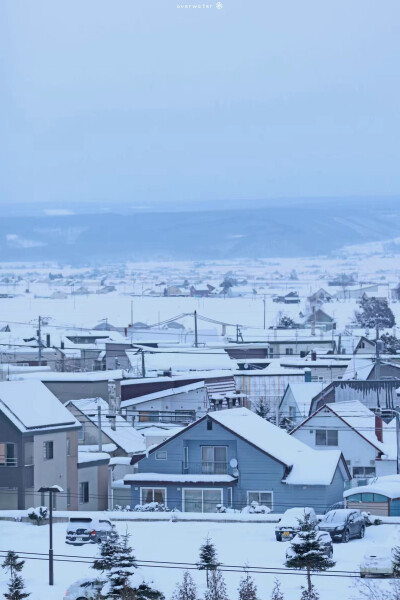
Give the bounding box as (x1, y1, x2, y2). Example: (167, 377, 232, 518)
(227, 487, 233, 507)
(289, 406, 296, 419)
(207, 418, 213, 431)
(66, 438, 71, 456)
(352, 466, 376, 479)
(285, 348, 293, 355)
(43, 441, 54, 460)
(201, 446, 227, 474)
(140, 488, 166, 505)
(183, 488, 222, 513)
(155, 451, 167, 460)
(78, 423, 85, 442)
(183, 447, 189, 470)
(247, 491, 273, 510)
(0, 443, 18, 467)
(79, 482, 89, 504)
(315, 430, 338, 446)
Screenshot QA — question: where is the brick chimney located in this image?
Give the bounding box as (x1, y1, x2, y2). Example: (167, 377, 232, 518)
(375, 413, 383, 443)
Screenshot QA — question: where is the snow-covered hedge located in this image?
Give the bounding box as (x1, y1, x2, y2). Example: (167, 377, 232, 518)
(134, 502, 172, 512)
(216, 501, 271, 514)
(27, 506, 48, 525)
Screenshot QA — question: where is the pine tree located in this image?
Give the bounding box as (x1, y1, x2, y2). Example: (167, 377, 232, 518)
(393, 545, 400, 576)
(135, 583, 165, 600)
(203, 570, 228, 600)
(238, 568, 258, 600)
(355, 296, 395, 329)
(2, 551, 30, 600)
(92, 530, 120, 573)
(198, 537, 220, 587)
(300, 585, 319, 600)
(106, 532, 137, 599)
(285, 513, 334, 594)
(171, 571, 198, 600)
(270, 579, 284, 600)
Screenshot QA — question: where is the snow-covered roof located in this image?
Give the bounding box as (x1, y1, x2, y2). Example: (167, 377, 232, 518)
(281, 382, 325, 415)
(210, 408, 344, 485)
(0, 380, 80, 433)
(66, 398, 146, 455)
(344, 475, 400, 500)
(78, 451, 110, 464)
(10, 369, 129, 382)
(341, 359, 375, 380)
(126, 349, 233, 373)
(120, 381, 205, 409)
(123, 473, 236, 484)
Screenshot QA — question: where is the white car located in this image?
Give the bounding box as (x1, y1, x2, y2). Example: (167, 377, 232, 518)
(360, 554, 394, 578)
(275, 507, 318, 541)
(64, 578, 105, 600)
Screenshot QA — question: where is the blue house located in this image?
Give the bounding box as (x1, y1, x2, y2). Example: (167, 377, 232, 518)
(124, 408, 350, 513)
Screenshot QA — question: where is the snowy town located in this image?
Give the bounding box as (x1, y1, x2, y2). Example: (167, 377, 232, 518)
(3, 0, 400, 598)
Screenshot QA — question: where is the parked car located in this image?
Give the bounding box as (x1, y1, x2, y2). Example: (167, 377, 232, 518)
(360, 554, 394, 578)
(65, 517, 116, 546)
(319, 509, 365, 542)
(64, 578, 105, 599)
(286, 531, 333, 560)
(275, 507, 318, 541)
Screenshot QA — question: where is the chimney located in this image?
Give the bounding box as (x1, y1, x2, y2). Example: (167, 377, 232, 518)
(46, 333, 51, 347)
(311, 351, 317, 361)
(304, 368, 312, 382)
(375, 413, 383, 443)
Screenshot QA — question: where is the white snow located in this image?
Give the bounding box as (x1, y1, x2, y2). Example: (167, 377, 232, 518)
(0, 380, 80, 431)
(210, 408, 342, 485)
(78, 451, 110, 464)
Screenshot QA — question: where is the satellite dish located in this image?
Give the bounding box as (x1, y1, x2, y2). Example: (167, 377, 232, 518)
(230, 458, 238, 468)
(232, 468, 240, 478)
(243, 363, 249, 369)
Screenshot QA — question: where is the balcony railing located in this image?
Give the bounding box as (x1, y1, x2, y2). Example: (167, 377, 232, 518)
(0, 458, 18, 467)
(136, 411, 196, 424)
(182, 461, 228, 475)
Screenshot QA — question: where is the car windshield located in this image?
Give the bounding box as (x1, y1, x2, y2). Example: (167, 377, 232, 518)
(323, 510, 351, 523)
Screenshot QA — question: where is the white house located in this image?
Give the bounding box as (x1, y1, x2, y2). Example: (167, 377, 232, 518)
(279, 382, 326, 423)
(290, 400, 397, 484)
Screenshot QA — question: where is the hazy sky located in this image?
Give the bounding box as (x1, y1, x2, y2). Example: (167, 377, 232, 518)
(1, 0, 400, 206)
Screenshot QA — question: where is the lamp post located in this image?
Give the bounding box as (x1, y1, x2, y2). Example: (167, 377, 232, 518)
(38, 485, 63, 585)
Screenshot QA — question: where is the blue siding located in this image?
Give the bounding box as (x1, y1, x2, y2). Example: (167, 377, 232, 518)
(129, 417, 347, 512)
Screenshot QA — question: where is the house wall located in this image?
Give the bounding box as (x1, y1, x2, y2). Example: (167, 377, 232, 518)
(66, 430, 79, 510)
(123, 388, 207, 420)
(32, 431, 70, 510)
(292, 411, 382, 479)
(131, 418, 346, 513)
(0, 415, 33, 509)
(78, 462, 108, 511)
(235, 373, 305, 412)
(43, 380, 121, 403)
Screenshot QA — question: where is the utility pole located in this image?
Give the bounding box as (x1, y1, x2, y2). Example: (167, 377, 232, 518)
(194, 310, 198, 348)
(97, 404, 102, 452)
(38, 486, 62, 586)
(130, 300, 133, 327)
(263, 296, 266, 329)
(141, 349, 146, 378)
(38, 316, 42, 366)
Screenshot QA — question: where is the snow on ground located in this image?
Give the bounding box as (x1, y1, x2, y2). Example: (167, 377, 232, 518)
(0, 519, 400, 600)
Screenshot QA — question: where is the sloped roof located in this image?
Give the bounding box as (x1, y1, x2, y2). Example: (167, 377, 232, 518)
(66, 398, 146, 455)
(281, 382, 325, 415)
(209, 408, 344, 485)
(0, 380, 80, 432)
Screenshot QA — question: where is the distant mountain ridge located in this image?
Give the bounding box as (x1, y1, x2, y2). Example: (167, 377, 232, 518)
(1, 200, 399, 263)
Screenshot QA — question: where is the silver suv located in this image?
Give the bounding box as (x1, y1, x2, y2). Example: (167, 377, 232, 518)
(66, 517, 116, 546)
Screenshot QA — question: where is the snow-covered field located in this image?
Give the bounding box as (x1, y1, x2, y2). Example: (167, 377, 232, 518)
(0, 519, 399, 599)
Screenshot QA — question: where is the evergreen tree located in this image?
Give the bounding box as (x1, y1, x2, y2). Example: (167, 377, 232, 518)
(238, 568, 258, 600)
(203, 570, 228, 600)
(2, 551, 30, 600)
(198, 537, 220, 587)
(355, 296, 395, 329)
(253, 399, 270, 420)
(285, 513, 334, 594)
(106, 532, 137, 599)
(393, 545, 400, 576)
(171, 571, 198, 600)
(270, 579, 284, 600)
(92, 530, 120, 573)
(135, 583, 165, 600)
(300, 585, 319, 600)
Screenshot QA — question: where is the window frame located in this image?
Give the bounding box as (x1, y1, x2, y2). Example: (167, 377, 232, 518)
(79, 481, 89, 504)
(140, 487, 167, 506)
(155, 450, 167, 460)
(182, 488, 223, 513)
(43, 441, 54, 460)
(315, 429, 338, 446)
(246, 490, 274, 510)
(78, 422, 85, 442)
(0, 442, 18, 467)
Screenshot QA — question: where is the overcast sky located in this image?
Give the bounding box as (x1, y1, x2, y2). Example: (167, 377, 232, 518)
(1, 0, 399, 207)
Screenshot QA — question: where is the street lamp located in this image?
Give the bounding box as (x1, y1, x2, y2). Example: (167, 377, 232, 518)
(38, 485, 63, 585)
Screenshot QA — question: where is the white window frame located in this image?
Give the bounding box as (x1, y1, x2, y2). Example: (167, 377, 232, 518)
(140, 487, 167, 505)
(183, 447, 189, 469)
(43, 441, 54, 460)
(0, 442, 18, 467)
(155, 450, 167, 460)
(182, 488, 223, 513)
(246, 490, 274, 510)
(315, 429, 338, 446)
(78, 423, 85, 442)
